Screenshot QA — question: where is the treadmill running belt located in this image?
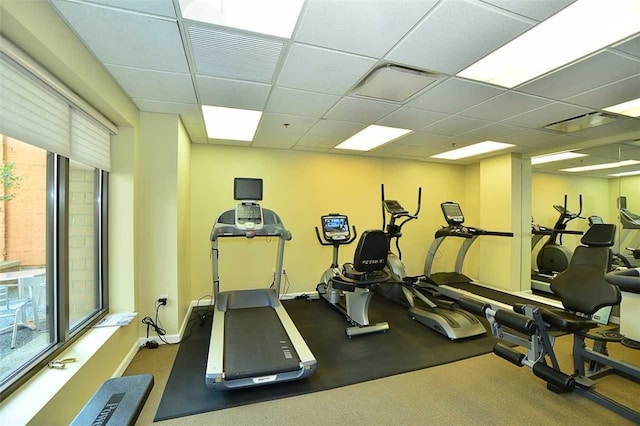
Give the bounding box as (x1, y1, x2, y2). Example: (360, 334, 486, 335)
(224, 306, 301, 380)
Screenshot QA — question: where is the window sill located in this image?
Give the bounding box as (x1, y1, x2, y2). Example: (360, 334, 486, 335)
(0, 324, 135, 425)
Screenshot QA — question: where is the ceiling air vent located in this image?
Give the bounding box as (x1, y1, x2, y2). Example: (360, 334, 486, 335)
(351, 64, 442, 103)
(543, 111, 620, 133)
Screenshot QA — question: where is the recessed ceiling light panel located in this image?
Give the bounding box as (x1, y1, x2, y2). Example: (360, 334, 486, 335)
(457, 1, 640, 88)
(430, 141, 514, 160)
(335, 125, 412, 151)
(202, 105, 262, 141)
(603, 97, 640, 117)
(561, 159, 640, 173)
(179, 0, 304, 38)
(531, 151, 588, 165)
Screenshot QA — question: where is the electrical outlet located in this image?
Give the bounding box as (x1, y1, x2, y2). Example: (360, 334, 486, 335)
(158, 294, 168, 306)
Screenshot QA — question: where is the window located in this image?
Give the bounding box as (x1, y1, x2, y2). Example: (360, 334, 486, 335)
(0, 39, 113, 398)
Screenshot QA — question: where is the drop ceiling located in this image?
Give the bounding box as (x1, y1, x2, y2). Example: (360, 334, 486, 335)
(49, 0, 640, 176)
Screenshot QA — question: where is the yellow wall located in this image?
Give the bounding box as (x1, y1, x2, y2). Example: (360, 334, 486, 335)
(110, 127, 136, 313)
(136, 112, 190, 332)
(189, 144, 469, 297)
(177, 120, 192, 317)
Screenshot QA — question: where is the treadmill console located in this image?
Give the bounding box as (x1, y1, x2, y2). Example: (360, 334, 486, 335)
(321, 214, 350, 241)
(441, 202, 464, 226)
(235, 202, 264, 230)
(384, 200, 408, 215)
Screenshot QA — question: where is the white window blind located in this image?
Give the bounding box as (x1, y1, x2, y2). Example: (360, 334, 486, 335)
(71, 109, 111, 171)
(0, 55, 71, 157)
(0, 40, 114, 171)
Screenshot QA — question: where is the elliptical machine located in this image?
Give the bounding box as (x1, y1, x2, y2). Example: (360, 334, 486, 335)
(315, 213, 390, 337)
(535, 194, 584, 276)
(376, 185, 486, 340)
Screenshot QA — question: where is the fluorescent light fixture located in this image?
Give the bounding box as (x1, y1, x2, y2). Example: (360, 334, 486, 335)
(430, 141, 514, 160)
(457, 1, 640, 88)
(610, 170, 640, 177)
(561, 160, 640, 173)
(335, 125, 412, 151)
(178, 0, 304, 38)
(351, 64, 441, 102)
(531, 151, 588, 165)
(603, 97, 640, 117)
(202, 105, 262, 141)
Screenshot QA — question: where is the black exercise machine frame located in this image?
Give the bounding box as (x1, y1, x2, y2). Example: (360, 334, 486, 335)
(463, 223, 640, 423)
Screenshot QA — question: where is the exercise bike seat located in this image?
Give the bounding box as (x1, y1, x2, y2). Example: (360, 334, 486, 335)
(550, 224, 620, 316)
(330, 229, 391, 292)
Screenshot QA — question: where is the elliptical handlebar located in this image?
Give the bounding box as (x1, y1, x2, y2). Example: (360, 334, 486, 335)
(551, 194, 583, 244)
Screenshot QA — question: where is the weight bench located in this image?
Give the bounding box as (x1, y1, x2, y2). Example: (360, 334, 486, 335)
(464, 223, 640, 423)
(71, 374, 154, 426)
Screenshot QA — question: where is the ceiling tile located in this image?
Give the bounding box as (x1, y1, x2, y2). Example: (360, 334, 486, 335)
(106, 65, 197, 103)
(519, 51, 640, 100)
(421, 115, 491, 136)
(277, 44, 377, 95)
(503, 102, 592, 128)
(376, 107, 448, 130)
(295, 134, 342, 149)
(500, 128, 565, 147)
(613, 34, 640, 59)
(252, 113, 317, 148)
(386, 0, 535, 74)
(265, 87, 339, 117)
(479, 0, 576, 21)
(460, 122, 524, 141)
(307, 119, 366, 138)
(566, 74, 640, 110)
(409, 77, 504, 113)
(324, 97, 398, 124)
(188, 25, 283, 83)
(181, 121, 207, 140)
(196, 75, 271, 110)
(392, 131, 450, 147)
(79, 0, 176, 17)
(294, 0, 438, 58)
(52, 0, 188, 72)
(460, 92, 550, 121)
(373, 143, 444, 158)
(132, 98, 202, 122)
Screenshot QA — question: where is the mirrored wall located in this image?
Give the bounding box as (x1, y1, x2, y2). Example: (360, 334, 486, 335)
(531, 140, 640, 289)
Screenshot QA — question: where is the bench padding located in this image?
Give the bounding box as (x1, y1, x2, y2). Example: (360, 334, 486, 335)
(71, 373, 154, 426)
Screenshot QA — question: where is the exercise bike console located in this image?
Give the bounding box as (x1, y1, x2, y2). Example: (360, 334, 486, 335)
(320, 214, 351, 242)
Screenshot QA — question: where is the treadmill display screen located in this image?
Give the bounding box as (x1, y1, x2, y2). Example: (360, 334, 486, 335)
(234, 177, 263, 201)
(321, 215, 350, 241)
(441, 202, 464, 225)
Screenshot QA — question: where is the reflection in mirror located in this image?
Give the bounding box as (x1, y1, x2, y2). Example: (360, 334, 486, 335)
(530, 140, 640, 292)
(618, 142, 640, 267)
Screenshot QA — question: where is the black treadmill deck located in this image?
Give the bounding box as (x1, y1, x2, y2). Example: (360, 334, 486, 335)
(223, 306, 301, 380)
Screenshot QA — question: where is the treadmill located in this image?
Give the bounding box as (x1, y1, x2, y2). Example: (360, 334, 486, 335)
(205, 178, 317, 390)
(422, 201, 514, 305)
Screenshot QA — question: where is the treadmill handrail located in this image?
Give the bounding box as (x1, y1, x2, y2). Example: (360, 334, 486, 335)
(435, 225, 513, 239)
